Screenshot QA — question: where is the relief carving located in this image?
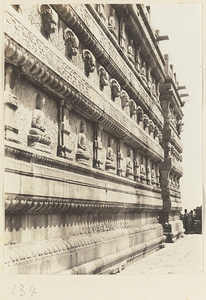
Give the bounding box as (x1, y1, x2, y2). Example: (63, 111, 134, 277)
(105, 137, 116, 172)
(110, 79, 120, 100)
(76, 120, 91, 164)
(28, 93, 52, 153)
(108, 7, 118, 39)
(63, 28, 79, 60)
(82, 49, 95, 77)
(120, 90, 129, 111)
(39, 5, 58, 39)
(98, 66, 108, 91)
(126, 148, 134, 179)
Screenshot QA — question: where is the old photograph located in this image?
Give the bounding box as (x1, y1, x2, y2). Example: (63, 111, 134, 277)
(3, 3, 202, 279)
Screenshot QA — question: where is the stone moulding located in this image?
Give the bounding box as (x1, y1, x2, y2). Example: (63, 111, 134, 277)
(52, 4, 164, 129)
(4, 193, 162, 215)
(4, 32, 164, 161)
(5, 223, 165, 274)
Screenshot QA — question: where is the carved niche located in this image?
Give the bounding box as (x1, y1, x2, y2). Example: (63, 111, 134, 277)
(126, 148, 134, 179)
(39, 5, 58, 39)
(4, 64, 20, 143)
(98, 66, 108, 91)
(108, 7, 118, 39)
(120, 90, 129, 112)
(63, 28, 79, 60)
(28, 93, 52, 153)
(82, 49, 95, 77)
(110, 79, 120, 101)
(140, 156, 146, 184)
(137, 106, 144, 124)
(76, 120, 91, 164)
(130, 100, 137, 121)
(105, 136, 116, 173)
(127, 39, 135, 63)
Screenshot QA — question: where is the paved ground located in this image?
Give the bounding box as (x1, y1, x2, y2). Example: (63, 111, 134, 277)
(118, 234, 202, 275)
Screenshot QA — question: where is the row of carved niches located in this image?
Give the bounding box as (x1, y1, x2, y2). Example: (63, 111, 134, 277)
(5, 60, 162, 146)
(4, 65, 162, 171)
(11, 4, 161, 104)
(166, 142, 182, 162)
(96, 5, 160, 97)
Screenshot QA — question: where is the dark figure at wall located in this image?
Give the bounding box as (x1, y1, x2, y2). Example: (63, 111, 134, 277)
(183, 209, 190, 234)
(189, 210, 195, 233)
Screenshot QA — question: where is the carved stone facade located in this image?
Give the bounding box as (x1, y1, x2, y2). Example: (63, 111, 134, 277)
(159, 54, 185, 242)
(4, 4, 186, 274)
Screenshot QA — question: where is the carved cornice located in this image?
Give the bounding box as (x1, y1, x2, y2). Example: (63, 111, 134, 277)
(4, 193, 162, 214)
(53, 4, 164, 129)
(4, 20, 164, 161)
(5, 223, 162, 268)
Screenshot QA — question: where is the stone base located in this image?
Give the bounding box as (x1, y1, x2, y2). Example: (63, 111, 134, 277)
(126, 169, 134, 180)
(163, 220, 185, 243)
(105, 162, 116, 174)
(5, 223, 165, 275)
(28, 142, 52, 154)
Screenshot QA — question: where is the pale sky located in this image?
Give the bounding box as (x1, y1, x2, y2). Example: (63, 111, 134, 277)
(150, 4, 202, 211)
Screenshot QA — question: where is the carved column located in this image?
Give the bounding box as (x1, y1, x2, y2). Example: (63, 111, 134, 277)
(4, 64, 20, 143)
(93, 123, 103, 169)
(134, 151, 140, 182)
(117, 139, 124, 176)
(156, 163, 160, 188)
(146, 157, 151, 185)
(57, 99, 72, 159)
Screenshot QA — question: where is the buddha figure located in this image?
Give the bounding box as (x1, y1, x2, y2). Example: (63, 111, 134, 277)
(126, 149, 133, 178)
(140, 158, 146, 183)
(151, 166, 156, 185)
(105, 137, 116, 171)
(76, 121, 90, 162)
(40, 5, 58, 39)
(127, 41, 134, 63)
(28, 93, 51, 152)
(108, 7, 118, 39)
(140, 62, 148, 88)
(63, 28, 79, 60)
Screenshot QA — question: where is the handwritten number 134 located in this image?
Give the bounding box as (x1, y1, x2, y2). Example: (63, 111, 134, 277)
(12, 284, 37, 297)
